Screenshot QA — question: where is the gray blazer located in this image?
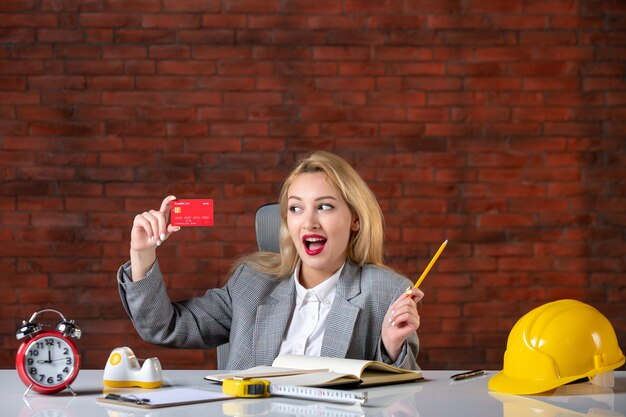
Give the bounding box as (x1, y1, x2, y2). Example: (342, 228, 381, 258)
(117, 260, 419, 370)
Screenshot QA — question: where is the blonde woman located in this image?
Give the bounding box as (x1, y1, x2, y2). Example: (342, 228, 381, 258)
(118, 151, 422, 370)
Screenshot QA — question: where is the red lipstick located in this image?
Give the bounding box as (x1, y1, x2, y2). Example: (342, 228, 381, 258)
(302, 234, 326, 256)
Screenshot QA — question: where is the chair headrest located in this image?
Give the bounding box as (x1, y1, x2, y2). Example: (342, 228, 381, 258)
(255, 203, 281, 253)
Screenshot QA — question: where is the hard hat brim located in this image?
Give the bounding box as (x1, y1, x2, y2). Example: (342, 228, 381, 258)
(488, 354, 625, 395)
(488, 371, 583, 395)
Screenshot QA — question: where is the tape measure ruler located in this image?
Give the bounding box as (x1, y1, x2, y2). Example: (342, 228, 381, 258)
(223, 378, 368, 405)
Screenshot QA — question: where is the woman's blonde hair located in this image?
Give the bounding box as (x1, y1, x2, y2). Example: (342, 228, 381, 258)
(236, 151, 385, 278)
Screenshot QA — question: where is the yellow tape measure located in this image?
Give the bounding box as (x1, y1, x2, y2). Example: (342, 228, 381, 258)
(223, 379, 270, 398)
(222, 379, 368, 405)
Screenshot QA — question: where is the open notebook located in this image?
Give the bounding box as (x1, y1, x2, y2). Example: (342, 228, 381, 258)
(205, 354, 423, 388)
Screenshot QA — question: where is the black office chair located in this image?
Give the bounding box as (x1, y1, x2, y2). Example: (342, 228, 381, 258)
(216, 203, 281, 369)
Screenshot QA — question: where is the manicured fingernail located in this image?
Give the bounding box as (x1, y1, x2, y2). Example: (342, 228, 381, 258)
(160, 233, 166, 241)
(174, 226, 181, 231)
(156, 240, 161, 246)
(149, 235, 154, 241)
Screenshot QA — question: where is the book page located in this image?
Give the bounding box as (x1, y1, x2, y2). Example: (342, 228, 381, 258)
(272, 355, 372, 376)
(357, 369, 422, 386)
(273, 354, 418, 377)
(206, 366, 323, 382)
(272, 355, 422, 386)
(261, 372, 359, 387)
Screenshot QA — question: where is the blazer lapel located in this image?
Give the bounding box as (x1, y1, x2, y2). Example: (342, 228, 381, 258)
(321, 262, 361, 358)
(254, 278, 295, 366)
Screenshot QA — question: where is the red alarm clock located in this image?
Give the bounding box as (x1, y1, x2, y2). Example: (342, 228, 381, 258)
(15, 309, 82, 396)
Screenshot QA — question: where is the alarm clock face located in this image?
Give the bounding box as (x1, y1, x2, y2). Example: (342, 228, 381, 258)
(17, 332, 80, 394)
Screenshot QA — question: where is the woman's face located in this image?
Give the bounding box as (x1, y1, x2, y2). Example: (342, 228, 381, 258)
(286, 172, 359, 287)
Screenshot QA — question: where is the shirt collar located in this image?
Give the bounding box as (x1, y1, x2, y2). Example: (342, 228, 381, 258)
(293, 261, 344, 306)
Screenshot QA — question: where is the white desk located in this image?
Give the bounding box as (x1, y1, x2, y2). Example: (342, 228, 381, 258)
(3, 369, 625, 417)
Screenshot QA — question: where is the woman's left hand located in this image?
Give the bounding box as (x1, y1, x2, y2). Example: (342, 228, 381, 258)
(381, 287, 424, 362)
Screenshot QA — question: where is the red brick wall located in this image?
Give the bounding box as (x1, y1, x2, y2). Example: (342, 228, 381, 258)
(1, 1, 624, 371)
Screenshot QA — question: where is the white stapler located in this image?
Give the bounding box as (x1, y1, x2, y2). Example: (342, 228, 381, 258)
(103, 347, 163, 388)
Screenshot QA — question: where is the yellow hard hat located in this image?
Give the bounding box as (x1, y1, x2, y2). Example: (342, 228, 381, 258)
(489, 299, 625, 395)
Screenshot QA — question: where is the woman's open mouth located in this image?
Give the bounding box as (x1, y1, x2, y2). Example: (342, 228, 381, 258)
(302, 234, 326, 256)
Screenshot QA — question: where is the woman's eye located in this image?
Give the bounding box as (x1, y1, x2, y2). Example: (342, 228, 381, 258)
(289, 206, 302, 213)
(318, 204, 334, 211)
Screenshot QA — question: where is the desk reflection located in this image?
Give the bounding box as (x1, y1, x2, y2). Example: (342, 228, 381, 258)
(9, 371, 626, 417)
(490, 382, 624, 417)
(95, 383, 423, 417)
(20, 395, 78, 417)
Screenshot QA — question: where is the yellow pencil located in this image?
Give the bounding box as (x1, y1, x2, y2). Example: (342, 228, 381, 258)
(406, 240, 447, 296)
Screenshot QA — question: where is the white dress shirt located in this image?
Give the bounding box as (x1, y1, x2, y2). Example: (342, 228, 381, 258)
(278, 262, 344, 357)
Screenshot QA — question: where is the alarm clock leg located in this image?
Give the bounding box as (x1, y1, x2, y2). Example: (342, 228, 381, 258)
(66, 384, 77, 396)
(22, 384, 33, 398)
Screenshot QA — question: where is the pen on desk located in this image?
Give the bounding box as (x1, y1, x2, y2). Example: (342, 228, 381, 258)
(450, 370, 485, 381)
(405, 240, 448, 297)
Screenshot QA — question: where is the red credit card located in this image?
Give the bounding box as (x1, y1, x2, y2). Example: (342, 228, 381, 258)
(170, 199, 214, 227)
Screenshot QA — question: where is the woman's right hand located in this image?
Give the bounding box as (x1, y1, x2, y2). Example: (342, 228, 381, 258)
(129, 195, 180, 280)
